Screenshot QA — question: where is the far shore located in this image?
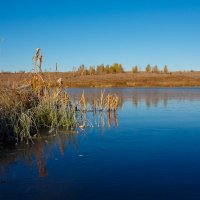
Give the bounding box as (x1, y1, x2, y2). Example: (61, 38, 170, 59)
(0, 71, 200, 88)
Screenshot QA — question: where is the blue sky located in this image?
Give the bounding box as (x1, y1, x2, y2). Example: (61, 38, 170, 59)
(0, 0, 200, 72)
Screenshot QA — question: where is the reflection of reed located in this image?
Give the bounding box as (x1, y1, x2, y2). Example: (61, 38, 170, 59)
(107, 111, 118, 128)
(145, 98, 151, 108)
(99, 112, 105, 128)
(152, 96, 159, 108)
(28, 132, 78, 177)
(66, 131, 77, 150)
(163, 94, 168, 108)
(91, 111, 105, 128)
(132, 97, 138, 107)
(107, 111, 111, 127)
(58, 132, 77, 155)
(79, 111, 87, 127)
(59, 134, 66, 156)
(0, 131, 79, 178)
(114, 111, 118, 127)
(34, 141, 48, 177)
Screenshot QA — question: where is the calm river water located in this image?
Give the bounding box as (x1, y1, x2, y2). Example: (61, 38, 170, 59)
(1, 88, 200, 200)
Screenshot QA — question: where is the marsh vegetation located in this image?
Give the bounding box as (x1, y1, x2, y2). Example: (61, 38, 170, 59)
(0, 49, 119, 144)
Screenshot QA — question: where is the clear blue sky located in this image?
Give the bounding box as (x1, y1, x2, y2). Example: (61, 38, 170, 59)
(0, 0, 200, 72)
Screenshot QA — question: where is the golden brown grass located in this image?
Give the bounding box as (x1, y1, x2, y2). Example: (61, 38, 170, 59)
(1, 71, 200, 88)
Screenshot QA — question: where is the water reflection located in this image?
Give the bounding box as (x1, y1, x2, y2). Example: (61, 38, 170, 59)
(68, 88, 200, 109)
(0, 133, 74, 178)
(132, 93, 172, 108)
(1, 88, 200, 179)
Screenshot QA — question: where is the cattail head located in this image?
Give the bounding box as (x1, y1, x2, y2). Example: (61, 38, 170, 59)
(39, 54, 43, 72)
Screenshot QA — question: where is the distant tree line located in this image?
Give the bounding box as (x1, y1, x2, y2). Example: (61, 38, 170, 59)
(74, 63, 124, 76)
(4, 64, 199, 75)
(132, 64, 169, 74)
(73, 64, 170, 76)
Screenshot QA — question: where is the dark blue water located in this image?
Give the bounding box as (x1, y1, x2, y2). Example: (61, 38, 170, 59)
(1, 88, 200, 200)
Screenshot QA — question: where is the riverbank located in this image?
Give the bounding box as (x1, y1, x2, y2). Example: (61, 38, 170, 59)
(1, 71, 200, 88)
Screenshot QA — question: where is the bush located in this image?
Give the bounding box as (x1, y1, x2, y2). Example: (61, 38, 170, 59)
(145, 64, 151, 73)
(132, 66, 139, 73)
